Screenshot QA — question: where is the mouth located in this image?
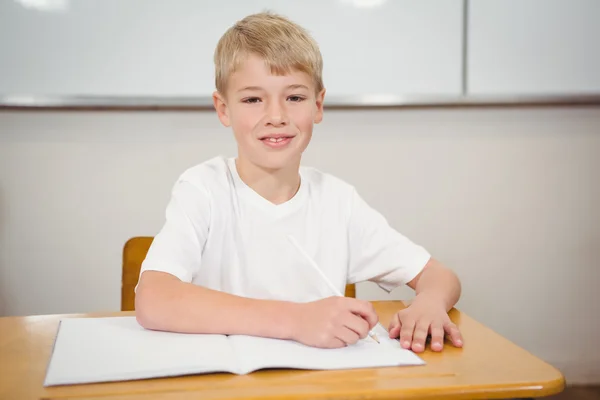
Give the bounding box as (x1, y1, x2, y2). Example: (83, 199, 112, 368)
(259, 135, 295, 149)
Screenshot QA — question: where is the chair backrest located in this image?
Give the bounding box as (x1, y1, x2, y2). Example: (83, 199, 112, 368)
(122, 237, 154, 311)
(122, 236, 356, 311)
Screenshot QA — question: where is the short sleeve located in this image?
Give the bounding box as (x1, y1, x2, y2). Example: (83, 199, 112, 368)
(138, 179, 210, 285)
(347, 188, 431, 292)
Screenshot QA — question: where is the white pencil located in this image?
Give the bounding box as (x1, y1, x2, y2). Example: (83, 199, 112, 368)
(287, 235, 381, 344)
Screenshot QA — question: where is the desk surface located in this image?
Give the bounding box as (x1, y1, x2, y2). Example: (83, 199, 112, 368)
(0, 301, 564, 400)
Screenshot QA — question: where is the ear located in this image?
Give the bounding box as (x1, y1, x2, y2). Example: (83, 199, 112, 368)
(213, 91, 231, 127)
(314, 88, 326, 124)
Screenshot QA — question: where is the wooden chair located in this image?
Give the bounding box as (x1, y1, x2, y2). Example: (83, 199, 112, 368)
(122, 236, 356, 311)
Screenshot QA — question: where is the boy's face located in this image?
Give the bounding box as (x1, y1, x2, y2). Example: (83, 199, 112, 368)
(213, 54, 325, 172)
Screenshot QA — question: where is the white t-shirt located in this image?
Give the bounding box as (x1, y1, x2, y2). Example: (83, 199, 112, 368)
(139, 156, 431, 302)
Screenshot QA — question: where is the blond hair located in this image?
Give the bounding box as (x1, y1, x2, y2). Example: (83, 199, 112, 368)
(214, 12, 324, 96)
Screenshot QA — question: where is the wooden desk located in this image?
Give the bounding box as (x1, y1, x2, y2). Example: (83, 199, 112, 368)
(0, 301, 564, 400)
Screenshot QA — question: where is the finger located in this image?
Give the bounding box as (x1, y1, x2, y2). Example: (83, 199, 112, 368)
(411, 321, 430, 353)
(346, 299, 379, 329)
(325, 337, 347, 349)
(388, 314, 401, 338)
(335, 326, 361, 346)
(430, 324, 445, 352)
(399, 319, 415, 349)
(342, 314, 370, 339)
(444, 321, 463, 347)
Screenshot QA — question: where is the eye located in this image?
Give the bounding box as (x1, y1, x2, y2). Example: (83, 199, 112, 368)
(242, 97, 261, 104)
(287, 95, 306, 102)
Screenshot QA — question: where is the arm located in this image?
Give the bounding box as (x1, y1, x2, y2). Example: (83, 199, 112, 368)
(406, 257, 461, 312)
(344, 188, 462, 351)
(135, 270, 296, 339)
(389, 257, 463, 352)
(135, 270, 378, 348)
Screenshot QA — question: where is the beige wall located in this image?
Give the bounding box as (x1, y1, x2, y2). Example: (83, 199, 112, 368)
(0, 106, 598, 383)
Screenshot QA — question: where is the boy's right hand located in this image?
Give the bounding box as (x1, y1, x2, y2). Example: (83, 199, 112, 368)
(289, 297, 379, 348)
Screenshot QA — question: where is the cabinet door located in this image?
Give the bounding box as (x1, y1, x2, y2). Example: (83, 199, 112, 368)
(311, 0, 464, 98)
(467, 0, 600, 96)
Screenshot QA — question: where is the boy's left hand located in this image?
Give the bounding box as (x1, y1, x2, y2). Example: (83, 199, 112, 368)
(388, 296, 463, 353)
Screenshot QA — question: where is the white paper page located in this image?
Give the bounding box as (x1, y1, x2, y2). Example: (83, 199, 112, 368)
(230, 334, 425, 375)
(44, 316, 236, 386)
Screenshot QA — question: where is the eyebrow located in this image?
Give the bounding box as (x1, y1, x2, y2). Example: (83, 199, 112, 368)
(237, 86, 263, 92)
(236, 84, 310, 93)
(287, 84, 310, 91)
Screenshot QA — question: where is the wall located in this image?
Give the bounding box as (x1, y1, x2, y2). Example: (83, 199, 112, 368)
(0, 106, 598, 383)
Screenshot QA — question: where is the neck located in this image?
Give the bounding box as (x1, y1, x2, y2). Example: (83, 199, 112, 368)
(235, 157, 301, 205)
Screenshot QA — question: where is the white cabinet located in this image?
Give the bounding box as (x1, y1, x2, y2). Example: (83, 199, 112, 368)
(0, 0, 463, 101)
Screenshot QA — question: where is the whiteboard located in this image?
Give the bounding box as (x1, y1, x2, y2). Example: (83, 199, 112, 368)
(0, 0, 463, 101)
(467, 0, 600, 95)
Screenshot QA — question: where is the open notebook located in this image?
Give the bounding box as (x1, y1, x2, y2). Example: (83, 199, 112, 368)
(44, 316, 425, 386)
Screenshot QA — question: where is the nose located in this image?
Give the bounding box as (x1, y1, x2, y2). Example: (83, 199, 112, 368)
(265, 99, 288, 127)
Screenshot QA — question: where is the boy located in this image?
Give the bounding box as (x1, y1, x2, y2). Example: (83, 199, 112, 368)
(135, 12, 463, 353)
